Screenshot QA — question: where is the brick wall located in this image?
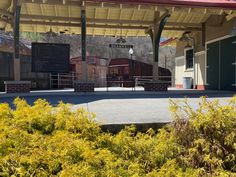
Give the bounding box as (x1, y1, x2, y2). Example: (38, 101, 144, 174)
(74, 82, 95, 92)
(144, 82, 169, 91)
(4, 81, 31, 93)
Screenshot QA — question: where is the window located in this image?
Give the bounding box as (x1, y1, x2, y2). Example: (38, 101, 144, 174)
(185, 48, 194, 69)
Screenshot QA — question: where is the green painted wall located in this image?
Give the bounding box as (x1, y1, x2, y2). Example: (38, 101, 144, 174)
(206, 41, 220, 90)
(206, 36, 236, 91)
(220, 36, 236, 91)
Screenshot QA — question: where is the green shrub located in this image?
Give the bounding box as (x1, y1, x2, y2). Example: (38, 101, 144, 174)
(0, 96, 235, 176)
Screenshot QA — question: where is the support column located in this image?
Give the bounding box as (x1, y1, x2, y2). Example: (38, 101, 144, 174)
(154, 12, 170, 81)
(144, 12, 170, 91)
(152, 11, 160, 81)
(13, 0, 21, 81)
(81, 5, 87, 82)
(74, 3, 94, 92)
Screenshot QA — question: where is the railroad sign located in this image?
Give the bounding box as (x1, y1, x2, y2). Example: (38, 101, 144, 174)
(109, 44, 133, 49)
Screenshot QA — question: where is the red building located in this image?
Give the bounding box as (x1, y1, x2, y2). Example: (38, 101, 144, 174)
(70, 56, 108, 87)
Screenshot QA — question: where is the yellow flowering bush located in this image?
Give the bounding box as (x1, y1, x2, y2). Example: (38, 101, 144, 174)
(0, 97, 235, 176)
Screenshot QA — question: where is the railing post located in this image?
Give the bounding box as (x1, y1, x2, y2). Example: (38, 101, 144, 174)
(49, 73, 52, 89)
(58, 73, 60, 89)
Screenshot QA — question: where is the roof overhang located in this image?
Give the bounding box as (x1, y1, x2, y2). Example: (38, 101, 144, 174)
(0, 0, 235, 37)
(92, 0, 236, 9)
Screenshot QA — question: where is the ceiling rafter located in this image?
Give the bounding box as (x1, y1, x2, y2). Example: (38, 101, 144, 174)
(107, 8, 110, 19)
(104, 8, 110, 37)
(93, 7, 97, 37)
(119, 8, 122, 20)
(24, 3, 35, 32)
(136, 10, 148, 37)
(131, 9, 135, 20)
(125, 9, 136, 37)
(39, 3, 47, 32)
(115, 8, 122, 37)
(54, 5, 60, 33)
(67, 5, 71, 34)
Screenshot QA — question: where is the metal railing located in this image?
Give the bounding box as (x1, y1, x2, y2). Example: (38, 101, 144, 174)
(49, 72, 81, 89)
(106, 75, 174, 91)
(134, 75, 174, 87)
(48, 74, 174, 90)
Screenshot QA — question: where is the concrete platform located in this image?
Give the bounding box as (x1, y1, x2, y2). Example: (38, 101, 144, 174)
(0, 87, 234, 126)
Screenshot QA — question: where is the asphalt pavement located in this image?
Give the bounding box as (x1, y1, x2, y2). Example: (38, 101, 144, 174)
(0, 88, 234, 125)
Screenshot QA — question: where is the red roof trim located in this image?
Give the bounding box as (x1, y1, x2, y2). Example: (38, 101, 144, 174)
(92, 0, 236, 9)
(160, 38, 177, 46)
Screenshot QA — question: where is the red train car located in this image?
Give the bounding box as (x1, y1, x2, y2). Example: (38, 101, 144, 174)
(107, 58, 171, 87)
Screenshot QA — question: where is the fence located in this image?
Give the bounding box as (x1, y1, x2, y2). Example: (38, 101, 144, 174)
(49, 73, 81, 89)
(134, 75, 174, 87)
(106, 75, 174, 91)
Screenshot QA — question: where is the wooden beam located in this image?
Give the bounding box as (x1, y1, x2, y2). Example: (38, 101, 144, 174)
(92, 8, 96, 37)
(23, 0, 80, 6)
(39, 3, 45, 31)
(54, 5, 60, 33)
(119, 8, 122, 20)
(131, 9, 135, 20)
(20, 14, 202, 27)
(226, 13, 236, 21)
(107, 8, 110, 19)
(20, 20, 202, 31)
(164, 27, 201, 31)
(24, 3, 34, 32)
(22, 0, 235, 14)
(202, 22, 206, 46)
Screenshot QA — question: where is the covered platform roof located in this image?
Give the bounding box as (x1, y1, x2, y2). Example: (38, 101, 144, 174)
(0, 0, 236, 37)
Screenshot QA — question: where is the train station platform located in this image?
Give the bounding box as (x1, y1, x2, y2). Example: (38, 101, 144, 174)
(0, 87, 234, 131)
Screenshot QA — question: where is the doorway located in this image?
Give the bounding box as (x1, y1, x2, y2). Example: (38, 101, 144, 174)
(206, 36, 236, 91)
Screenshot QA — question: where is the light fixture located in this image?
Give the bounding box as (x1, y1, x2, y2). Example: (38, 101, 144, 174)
(179, 31, 192, 42)
(116, 37, 126, 43)
(129, 47, 134, 55)
(116, 26, 126, 43)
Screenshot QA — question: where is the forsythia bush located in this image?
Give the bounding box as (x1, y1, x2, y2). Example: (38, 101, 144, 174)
(0, 97, 235, 176)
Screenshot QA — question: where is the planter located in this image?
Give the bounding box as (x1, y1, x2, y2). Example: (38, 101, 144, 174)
(74, 81, 95, 92)
(4, 81, 31, 93)
(144, 82, 169, 91)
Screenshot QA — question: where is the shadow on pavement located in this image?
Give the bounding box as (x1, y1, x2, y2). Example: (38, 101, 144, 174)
(0, 90, 234, 108)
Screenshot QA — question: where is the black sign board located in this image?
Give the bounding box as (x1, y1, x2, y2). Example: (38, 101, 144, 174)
(109, 44, 133, 49)
(31, 43, 70, 73)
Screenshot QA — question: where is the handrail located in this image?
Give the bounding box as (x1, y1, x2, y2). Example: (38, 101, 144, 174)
(49, 72, 83, 88)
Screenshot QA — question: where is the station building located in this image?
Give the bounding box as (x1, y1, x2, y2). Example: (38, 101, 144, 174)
(175, 15, 236, 91)
(0, 0, 236, 92)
